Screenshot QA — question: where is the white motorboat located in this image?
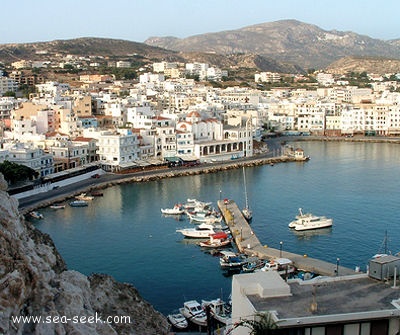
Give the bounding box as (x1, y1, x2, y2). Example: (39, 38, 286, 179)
(201, 298, 231, 325)
(161, 204, 184, 215)
(176, 223, 217, 238)
(187, 211, 223, 224)
(167, 312, 188, 329)
(179, 300, 207, 327)
(289, 208, 333, 231)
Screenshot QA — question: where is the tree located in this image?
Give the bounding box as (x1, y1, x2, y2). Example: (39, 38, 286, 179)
(228, 313, 277, 335)
(0, 161, 38, 185)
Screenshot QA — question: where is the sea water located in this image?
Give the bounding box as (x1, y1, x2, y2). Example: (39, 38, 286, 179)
(34, 141, 400, 315)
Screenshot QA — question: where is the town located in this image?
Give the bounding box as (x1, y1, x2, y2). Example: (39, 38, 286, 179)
(1, 52, 400, 183)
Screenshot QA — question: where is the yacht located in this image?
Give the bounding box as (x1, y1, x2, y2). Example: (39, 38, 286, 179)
(289, 208, 333, 231)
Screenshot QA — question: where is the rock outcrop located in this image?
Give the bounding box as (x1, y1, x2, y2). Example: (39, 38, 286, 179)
(0, 173, 170, 334)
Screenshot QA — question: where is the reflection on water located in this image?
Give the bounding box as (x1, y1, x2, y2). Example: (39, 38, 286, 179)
(291, 227, 333, 240)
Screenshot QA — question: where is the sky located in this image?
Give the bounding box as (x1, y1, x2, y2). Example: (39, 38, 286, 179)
(1, 0, 399, 44)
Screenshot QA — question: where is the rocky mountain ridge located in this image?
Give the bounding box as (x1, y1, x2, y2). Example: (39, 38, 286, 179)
(145, 19, 400, 69)
(0, 173, 170, 335)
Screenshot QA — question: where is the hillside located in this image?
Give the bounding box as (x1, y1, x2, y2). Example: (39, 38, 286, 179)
(0, 37, 303, 74)
(145, 19, 400, 69)
(326, 56, 400, 75)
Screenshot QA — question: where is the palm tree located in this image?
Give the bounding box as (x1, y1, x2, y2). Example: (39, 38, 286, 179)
(227, 312, 277, 335)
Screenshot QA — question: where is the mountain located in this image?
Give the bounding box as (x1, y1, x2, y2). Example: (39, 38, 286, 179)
(145, 20, 400, 69)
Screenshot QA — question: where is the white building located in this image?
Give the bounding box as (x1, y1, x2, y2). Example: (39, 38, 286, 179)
(97, 129, 140, 171)
(5, 143, 54, 177)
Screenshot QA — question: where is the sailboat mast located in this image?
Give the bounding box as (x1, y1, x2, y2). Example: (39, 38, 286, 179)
(243, 167, 249, 209)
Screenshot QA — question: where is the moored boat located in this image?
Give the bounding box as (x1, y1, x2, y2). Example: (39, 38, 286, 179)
(50, 204, 66, 209)
(176, 223, 217, 238)
(161, 204, 185, 215)
(289, 208, 333, 231)
(201, 298, 231, 325)
(198, 232, 232, 248)
(29, 211, 44, 219)
(179, 300, 207, 327)
(167, 312, 188, 329)
(219, 251, 248, 270)
(75, 193, 94, 201)
(69, 200, 88, 207)
(187, 210, 222, 224)
(242, 167, 253, 222)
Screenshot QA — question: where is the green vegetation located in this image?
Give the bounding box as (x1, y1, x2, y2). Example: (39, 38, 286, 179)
(0, 161, 38, 185)
(229, 313, 277, 335)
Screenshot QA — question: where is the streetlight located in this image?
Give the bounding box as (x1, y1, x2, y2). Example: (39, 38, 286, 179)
(336, 258, 340, 276)
(279, 241, 283, 257)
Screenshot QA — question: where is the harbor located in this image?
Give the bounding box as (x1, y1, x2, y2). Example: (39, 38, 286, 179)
(218, 199, 357, 277)
(30, 141, 400, 317)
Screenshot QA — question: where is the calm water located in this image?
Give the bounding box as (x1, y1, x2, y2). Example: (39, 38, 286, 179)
(34, 141, 400, 315)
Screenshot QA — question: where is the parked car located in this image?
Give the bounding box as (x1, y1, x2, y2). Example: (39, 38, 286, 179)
(91, 174, 100, 178)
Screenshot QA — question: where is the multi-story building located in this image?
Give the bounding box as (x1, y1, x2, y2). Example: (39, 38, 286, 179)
(5, 143, 54, 177)
(97, 129, 140, 172)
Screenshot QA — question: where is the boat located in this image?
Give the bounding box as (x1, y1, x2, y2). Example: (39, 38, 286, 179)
(242, 167, 252, 221)
(219, 251, 248, 270)
(29, 211, 44, 219)
(187, 210, 223, 224)
(201, 298, 231, 325)
(288, 208, 333, 231)
(176, 223, 217, 238)
(259, 258, 296, 276)
(75, 193, 94, 201)
(167, 312, 188, 329)
(241, 259, 266, 273)
(179, 300, 207, 327)
(183, 199, 212, 212)
(161, 204, 185, 215)
(49, 204, 66, 209)
(69, 200, 89, 207)
(198, 232, 232, 248)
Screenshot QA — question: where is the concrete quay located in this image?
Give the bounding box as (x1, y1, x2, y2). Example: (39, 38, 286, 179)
(217, 199, 357, 277)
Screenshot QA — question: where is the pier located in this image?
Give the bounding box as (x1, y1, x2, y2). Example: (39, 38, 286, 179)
(218, 199, 357, 277)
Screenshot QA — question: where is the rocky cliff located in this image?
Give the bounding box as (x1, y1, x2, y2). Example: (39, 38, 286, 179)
(0, 173, 170, 334)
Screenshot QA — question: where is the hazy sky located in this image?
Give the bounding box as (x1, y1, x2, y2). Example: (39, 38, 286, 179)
(1, 0, 399, 44)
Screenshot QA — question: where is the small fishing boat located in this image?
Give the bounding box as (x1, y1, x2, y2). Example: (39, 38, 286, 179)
(69, 200, 88, 207)
(167, 312, 188, 329)
(198, 232, 232, 248)
(29, 211, 44, 219)
(50, 204, 66, 209)
(75, 193, 94, 201)
(219, 251, 248, 270)
(161, 204, 185, 215)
